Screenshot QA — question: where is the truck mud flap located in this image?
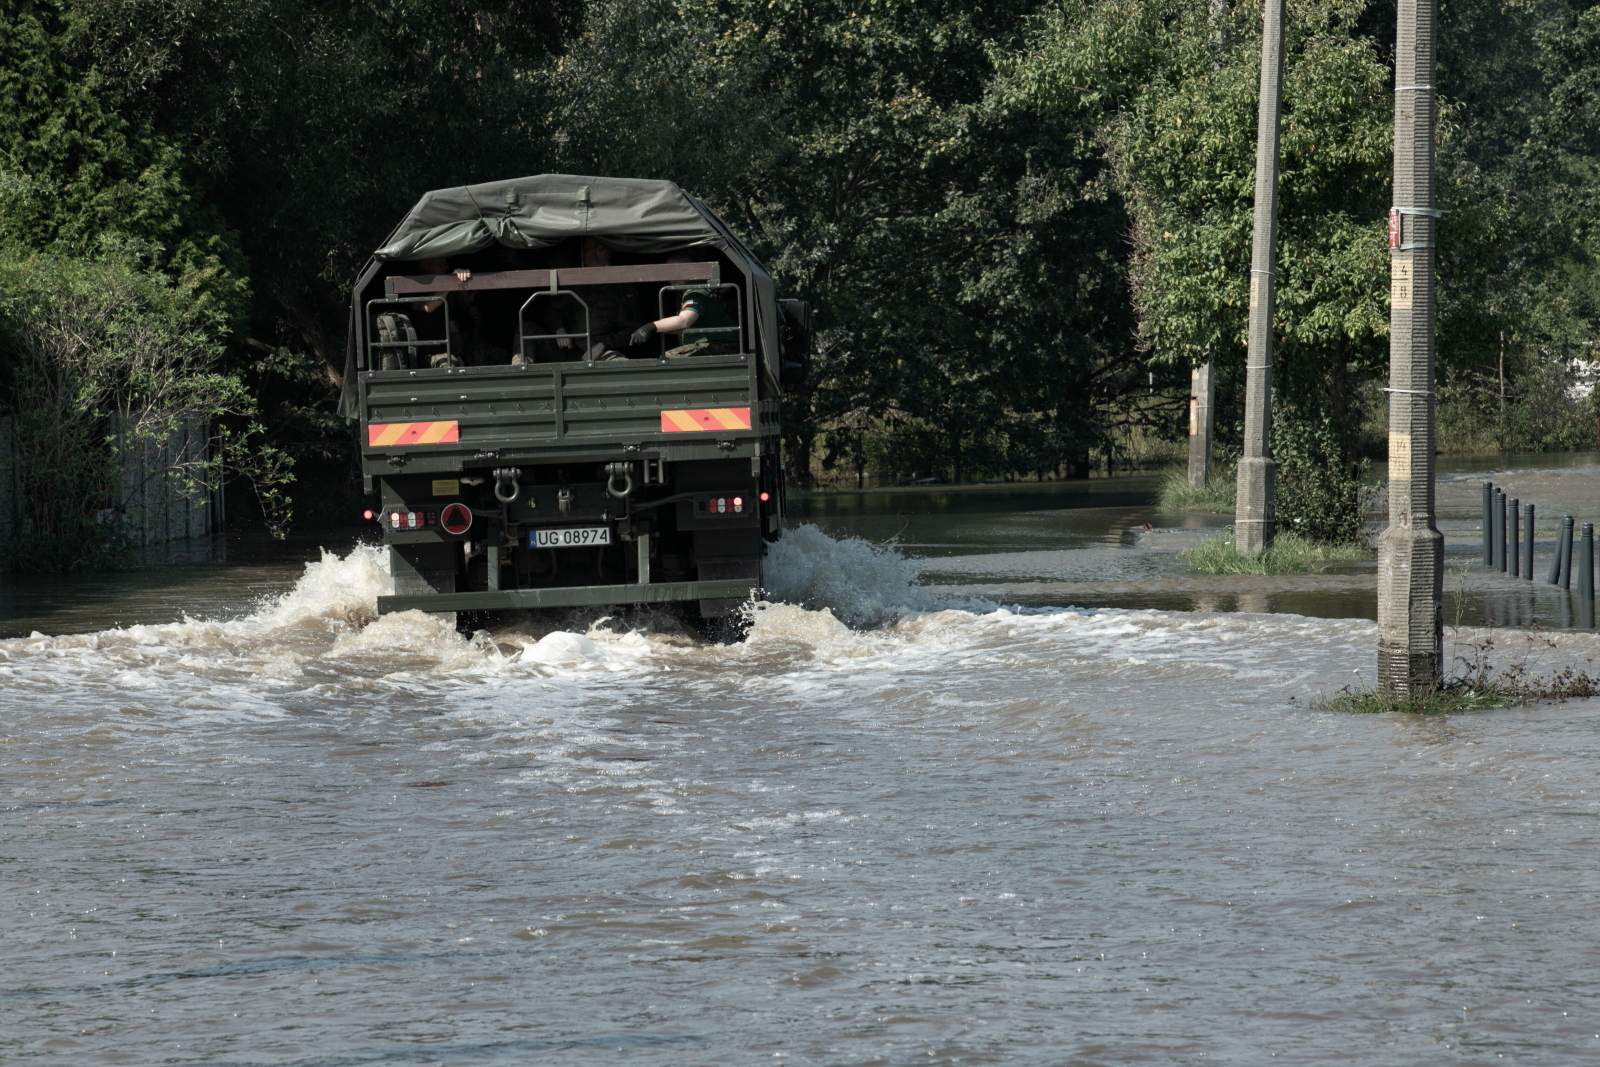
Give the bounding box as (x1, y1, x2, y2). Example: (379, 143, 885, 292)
(376, 578, 758, 615)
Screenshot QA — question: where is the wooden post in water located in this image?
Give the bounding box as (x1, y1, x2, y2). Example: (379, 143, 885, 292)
(1376, 0, 1444, 693)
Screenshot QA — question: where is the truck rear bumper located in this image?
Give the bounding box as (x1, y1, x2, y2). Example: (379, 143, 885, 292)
(376, 578, 757, 614)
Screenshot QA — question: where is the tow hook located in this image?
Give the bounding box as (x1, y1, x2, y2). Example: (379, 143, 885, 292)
(605, 461, 635, 499)
(493, 467, 521, 503)
(557, 486, 573, 515)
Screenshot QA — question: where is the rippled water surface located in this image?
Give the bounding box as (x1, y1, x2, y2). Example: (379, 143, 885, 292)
(7, 467, 1600, 1065)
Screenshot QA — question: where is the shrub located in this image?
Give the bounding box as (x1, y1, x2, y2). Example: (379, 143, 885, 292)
(0, 251, 289, 570)
(1158, 461, 1236, 512)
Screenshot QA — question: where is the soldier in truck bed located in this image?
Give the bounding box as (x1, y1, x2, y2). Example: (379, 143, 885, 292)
(629, 251, 738, 356)
(548, 238, 645, 360)
(390, 259, 507, 367)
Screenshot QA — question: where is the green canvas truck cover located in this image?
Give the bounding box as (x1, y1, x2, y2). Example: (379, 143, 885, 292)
(338, 175, 779, 418)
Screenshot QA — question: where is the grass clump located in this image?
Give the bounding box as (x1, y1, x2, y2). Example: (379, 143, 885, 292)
(1316, 634, 1600, 714)
(1158, 464, 1236, 512)
(1181, 527, 1367, 575)
(1317, 683, 1516, 714)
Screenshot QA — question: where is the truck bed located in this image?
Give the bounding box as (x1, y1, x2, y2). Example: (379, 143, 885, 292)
(359, 353, 777, 483)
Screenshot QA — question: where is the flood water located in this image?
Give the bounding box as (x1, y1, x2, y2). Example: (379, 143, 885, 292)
(6, 457, 1600, 1064)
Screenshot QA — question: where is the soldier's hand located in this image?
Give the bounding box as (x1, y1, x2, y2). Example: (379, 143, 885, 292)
(629, 322, 658, 347)
(556, 333, 573, 349)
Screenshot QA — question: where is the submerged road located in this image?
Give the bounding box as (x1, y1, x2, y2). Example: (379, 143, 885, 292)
(4, 453, 1600, 1063)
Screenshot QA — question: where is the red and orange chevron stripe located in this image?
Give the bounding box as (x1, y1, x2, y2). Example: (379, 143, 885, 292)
(659, 408, 752, 434)
(366, 420, 460, 447)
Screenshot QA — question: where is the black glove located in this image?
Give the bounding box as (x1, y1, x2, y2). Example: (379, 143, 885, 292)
(628, 322, 658, 347)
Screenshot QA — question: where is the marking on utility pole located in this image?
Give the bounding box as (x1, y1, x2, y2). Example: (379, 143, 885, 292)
(1388, 433, 1412, 482)
(1390, 258, 1414, 310)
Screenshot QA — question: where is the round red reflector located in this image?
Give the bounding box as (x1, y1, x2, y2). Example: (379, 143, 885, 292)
(363, 509, 375, 521)
(440, 502, 473, 535)
(733, 496, 743, 507)
(759, 492, 769, 502)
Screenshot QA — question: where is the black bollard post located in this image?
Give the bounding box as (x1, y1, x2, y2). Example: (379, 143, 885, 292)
(1509, 499, 1520, 578)
(1495, 490, 1507, 572)
(1482, 481, 1494, 566)
(1580, 524, 1593, 630)
(1524, 503, 1535, 580)
(1559, 515, 1574, 591)
(1548, 506, 1564, 584)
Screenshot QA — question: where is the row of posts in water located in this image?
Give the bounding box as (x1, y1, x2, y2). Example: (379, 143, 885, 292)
(1482, 481, 1596, 609)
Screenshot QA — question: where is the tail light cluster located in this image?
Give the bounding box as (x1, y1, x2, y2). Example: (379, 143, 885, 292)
(384, 509, 437, 530)
(693, 492, 760, 518)
(362, 503, 471, 535)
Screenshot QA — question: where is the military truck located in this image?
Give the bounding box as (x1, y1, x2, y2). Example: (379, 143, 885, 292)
(337, 175, 809, 626)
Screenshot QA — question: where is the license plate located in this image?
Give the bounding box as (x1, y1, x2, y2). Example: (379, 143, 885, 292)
(531, 526, 611, 548)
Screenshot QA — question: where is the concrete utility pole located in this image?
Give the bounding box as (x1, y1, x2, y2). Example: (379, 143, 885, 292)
(1235, 0, 1286, 554)
(1187, 362, 1215, 489)
(1376, 0, 1443, 692)
(1190, 0, 1228, 494)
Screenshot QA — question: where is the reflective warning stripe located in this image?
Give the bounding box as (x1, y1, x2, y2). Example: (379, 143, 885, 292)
(366, 421, 460, 447)
(659, 408, 752, 433)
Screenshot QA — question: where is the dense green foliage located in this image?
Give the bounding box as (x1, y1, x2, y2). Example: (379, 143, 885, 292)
(1, 0, 1597, 564)
(0, 0, 250, 328)
(1010, 0, 1600, 537)
(552, 0, 1151, 481)
(0, 249, 286, 568)
(1430, 0, 1600, 455)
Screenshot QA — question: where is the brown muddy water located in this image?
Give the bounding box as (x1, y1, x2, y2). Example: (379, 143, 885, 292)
(4, 455, 1600, 1064)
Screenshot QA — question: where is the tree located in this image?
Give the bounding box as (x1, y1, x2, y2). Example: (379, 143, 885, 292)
(1012, 0, 1395, 539)
(0, 0, 249, 331)
(550, 0, 1146, 483)
(0, 249, 288, 568)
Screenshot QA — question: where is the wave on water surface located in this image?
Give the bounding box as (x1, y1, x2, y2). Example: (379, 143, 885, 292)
(0, 528, 1010, 692)
(10, 527, 1600, 717)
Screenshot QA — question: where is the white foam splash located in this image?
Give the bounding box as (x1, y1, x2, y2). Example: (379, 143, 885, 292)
(251, 543, 394, 631)
(0, 531, 1008, 719)
(761, 524, 993, 628)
